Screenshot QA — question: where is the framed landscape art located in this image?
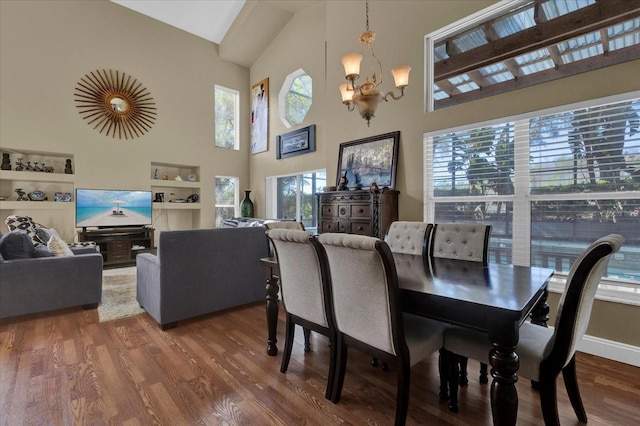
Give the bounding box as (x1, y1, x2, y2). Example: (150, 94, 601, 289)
(276, 125, 315, 159)
(336, 131, 400, 190)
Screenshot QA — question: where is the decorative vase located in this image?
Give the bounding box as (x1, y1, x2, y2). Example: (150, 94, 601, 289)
(240, 190, 254, 218)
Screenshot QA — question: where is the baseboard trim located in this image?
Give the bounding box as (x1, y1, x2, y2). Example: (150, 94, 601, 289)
(577, 334, 640, 367)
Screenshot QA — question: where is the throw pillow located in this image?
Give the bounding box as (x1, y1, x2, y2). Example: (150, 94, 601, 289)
(48, 235, 74, 257)
(4, 215, 42, 246)
(34, 245, 54, 258)
(35, 226, 62, 246)
(0, 230, 36, 259)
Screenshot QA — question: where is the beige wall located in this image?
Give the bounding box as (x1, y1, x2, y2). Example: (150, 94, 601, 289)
(248, 1, 640, 348)
(0, 0, 250, 239)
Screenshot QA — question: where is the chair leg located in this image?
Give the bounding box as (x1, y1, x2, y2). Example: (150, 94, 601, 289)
(562, 356, 587, 423)
(395, 360, 411, 426)
(539, 374, 561, 426)
(447, 351, 460, 413)
(303, 327, 311, 353)
(331, 336, 348, 403)
(458, 356, 469, 385)
(280, 315, 295, 373)
(325, 334, 337, 401)
(438, 348, 450, 400)
(479, 362, 489, 384)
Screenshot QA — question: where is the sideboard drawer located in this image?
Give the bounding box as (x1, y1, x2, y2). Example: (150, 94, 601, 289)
(321, 204, 339, 218)
(350, 204, 371, 218)
(350, 222, 371, 236)
(321, 221, 340, 233)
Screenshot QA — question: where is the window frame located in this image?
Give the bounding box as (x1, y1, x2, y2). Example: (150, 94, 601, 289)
(214, 175, 239, 227)
(265, 168, 326, 231)
(278, 68, 312, 128)
(214, 85, 240, 150)
(423, 90, 640, 306)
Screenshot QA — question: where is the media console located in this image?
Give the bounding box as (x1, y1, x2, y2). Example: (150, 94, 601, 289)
(78, 227, 154, 267)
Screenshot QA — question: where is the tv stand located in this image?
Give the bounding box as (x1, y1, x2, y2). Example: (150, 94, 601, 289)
(78, 227, 154, 267)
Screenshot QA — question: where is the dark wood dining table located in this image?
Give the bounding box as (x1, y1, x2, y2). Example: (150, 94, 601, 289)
(259, 254, 554, 426)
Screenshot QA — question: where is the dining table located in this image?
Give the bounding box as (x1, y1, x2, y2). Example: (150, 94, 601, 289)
(259, 253, 554, 426)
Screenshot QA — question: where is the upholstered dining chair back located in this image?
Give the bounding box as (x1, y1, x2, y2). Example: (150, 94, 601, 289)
(318, 233, 398, 354)
(266, 228, 336, 398)
(430, 223, 491, 264)
(264, 221, 305, 256)
(318, 232, 447, 425)
(549, 233, 625, 371)
(442, 234, 624, 424)
(385, 221, 433, 256)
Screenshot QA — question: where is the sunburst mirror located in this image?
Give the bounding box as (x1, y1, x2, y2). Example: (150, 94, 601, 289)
(74, 69, 157, 139)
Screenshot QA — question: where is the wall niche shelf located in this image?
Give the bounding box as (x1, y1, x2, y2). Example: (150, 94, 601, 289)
(0, 149, 76, 213)
(150, 161, 201, 229)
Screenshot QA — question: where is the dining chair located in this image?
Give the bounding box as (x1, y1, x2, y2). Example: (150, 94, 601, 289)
(372, 221, 433, 370)
(318, 232, 447, 426)
(441, 234, 624, 425)
(266, 228, 337, 399)
(385, 221, 433, 256)
(431, 222, 492, 387)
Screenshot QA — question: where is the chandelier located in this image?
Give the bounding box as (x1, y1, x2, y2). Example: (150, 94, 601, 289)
(339, 0, 411, 126)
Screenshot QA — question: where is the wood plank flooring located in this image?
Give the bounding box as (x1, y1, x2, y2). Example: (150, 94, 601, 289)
(1, 303, 639, 425)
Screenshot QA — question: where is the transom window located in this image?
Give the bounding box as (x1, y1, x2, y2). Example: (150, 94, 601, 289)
(426, 0, 640, 110)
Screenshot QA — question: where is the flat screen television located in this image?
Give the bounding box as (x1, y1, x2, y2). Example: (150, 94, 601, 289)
(76, 189, 153, 229)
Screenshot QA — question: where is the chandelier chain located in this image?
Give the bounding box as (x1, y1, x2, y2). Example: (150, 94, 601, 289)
(365, 0, 369, 32)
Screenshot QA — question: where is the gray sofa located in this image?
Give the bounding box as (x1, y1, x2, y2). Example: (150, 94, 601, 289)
(0, 235, 103, 320)
(136, 227, 269, 329)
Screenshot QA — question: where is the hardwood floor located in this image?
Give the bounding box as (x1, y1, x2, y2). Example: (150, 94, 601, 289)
(1, 303, 639, 425)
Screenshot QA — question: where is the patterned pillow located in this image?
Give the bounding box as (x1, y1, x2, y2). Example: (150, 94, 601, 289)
(4, 215, 45, 246)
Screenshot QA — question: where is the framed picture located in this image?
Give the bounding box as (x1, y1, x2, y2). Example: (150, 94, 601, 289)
(336, 131, 400, 190)
(251, 78, 269, 154)
(276, 124, 316, 159)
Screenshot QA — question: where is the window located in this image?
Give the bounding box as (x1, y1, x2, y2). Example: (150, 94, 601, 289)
(425, 0, 640, 110)
(278, 68, 312, 128)
(215, 176, 238, 227)
(424, 93, 640, 302)
(214, 85, 239, 149)
(265, 170, 326, 232)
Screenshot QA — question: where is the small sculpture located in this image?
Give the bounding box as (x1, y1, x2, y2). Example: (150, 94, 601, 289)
(1, 153, 11, 170)
(15, 188, 28, 201)
(64, 159, 73, 174)
(153, 168, 160, 179)
(15, 158, 25, 171)
(338, 171, 349, 191)
(370, 182, 379, 192)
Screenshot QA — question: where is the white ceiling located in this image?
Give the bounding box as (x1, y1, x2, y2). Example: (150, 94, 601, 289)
(110, 0, 322, 67)
(111, 0, 246, 45)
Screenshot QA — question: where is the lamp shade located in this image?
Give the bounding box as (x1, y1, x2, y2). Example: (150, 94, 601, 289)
(391, 65, 411, 88)
(339, 83, 353, 102)
(341, 52, 363, 78)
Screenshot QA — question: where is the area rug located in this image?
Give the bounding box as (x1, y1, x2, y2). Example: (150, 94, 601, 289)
(98, 266, 145, 322)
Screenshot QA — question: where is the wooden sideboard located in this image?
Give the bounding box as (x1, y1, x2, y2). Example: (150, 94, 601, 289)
(315, 190, 399, 239)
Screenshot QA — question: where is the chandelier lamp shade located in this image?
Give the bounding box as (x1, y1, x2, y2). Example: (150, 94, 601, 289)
(339, 0, 410, 126)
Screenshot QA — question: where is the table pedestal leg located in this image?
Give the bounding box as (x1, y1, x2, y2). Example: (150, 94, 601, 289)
(489, 345, 519, 426)
(266, 275, 279, 356)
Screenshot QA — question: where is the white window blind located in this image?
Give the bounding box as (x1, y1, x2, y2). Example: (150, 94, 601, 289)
(425, 93, 640, 292)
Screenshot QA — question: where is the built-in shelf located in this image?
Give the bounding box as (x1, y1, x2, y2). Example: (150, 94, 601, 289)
(152, 202, 200, 210)
(0, 201, 74, 210)
(150, 161, 201, 229)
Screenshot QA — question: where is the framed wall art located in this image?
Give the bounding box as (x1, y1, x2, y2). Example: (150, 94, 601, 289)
(336, 131, 400, 190)
(251, 78, 269, 154)
(276, 124, 315, 159)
